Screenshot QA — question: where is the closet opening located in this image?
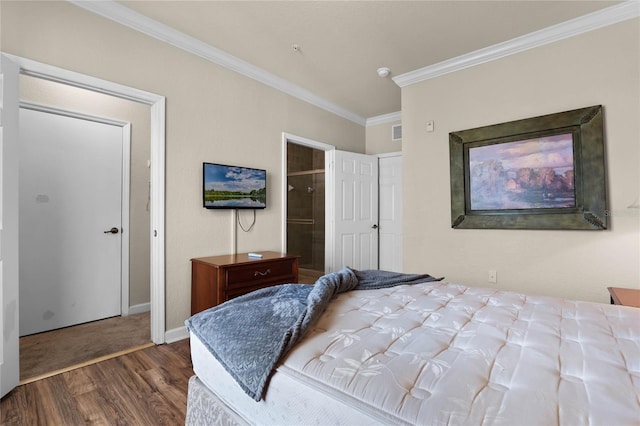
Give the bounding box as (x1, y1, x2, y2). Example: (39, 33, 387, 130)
(286, 143, 325, 278)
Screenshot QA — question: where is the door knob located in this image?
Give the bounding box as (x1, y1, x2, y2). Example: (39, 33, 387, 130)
(104, 227, 119, 234)
(371, 224, 378, 229)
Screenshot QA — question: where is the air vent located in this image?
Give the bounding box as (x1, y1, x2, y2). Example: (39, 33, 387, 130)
(391, 124, 402, 141)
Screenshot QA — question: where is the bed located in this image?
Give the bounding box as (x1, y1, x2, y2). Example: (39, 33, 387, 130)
(185, 268, 640, 425)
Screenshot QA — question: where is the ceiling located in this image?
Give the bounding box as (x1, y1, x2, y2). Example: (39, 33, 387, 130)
(117, 1, 621, 121)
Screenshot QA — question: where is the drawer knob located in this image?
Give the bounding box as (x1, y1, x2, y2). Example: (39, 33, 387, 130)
(254, 269, 271, 277)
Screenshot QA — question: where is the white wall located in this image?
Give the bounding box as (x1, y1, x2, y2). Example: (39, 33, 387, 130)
(1, 1, 365, 330)
(401, 19, 640, 303)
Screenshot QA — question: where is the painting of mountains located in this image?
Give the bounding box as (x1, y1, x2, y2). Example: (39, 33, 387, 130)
(468, 133, 575, 211)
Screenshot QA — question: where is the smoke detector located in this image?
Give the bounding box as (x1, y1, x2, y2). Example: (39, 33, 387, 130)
(377, 67, 391, 78)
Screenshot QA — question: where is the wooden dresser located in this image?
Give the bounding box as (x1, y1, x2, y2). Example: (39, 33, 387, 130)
(190, 252, 300, 315)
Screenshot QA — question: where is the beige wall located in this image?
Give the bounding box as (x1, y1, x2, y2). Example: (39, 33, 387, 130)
(402, 19, 640, 303)
(365, 120, 402, 155)
(1, 1, 365, 330)
(5, 1, 634, 331)
(19, 76, 151, 308)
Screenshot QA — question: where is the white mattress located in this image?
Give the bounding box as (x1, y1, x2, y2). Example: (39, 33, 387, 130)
(190, 331, 383, 425)
(191, 281, 640, 425)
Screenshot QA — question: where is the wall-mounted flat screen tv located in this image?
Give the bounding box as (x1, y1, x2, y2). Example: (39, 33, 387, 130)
(203, 163, 267, 209)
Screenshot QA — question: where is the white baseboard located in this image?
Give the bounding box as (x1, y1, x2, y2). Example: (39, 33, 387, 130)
(124, 303, 188, 344)
(128, 302, 151, 315)
(165, 325, 189, 343)
(123, 303, 187, 343)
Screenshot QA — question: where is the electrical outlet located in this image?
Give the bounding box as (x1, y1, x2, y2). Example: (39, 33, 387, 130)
(488, 270, 497, 284)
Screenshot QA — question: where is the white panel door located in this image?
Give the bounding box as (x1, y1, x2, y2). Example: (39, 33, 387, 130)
(330, 150, 379, 271)
(0, 54, 20, 399)
(19, 108, 122, 336)
(379, 154, 403, 272)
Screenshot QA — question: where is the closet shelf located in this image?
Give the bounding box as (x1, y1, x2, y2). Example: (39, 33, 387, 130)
(287, 169, 325, 177)
(287, 218, 315, 225)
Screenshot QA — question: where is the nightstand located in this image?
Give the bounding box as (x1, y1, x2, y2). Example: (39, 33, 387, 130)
(607, 287, 640, 308)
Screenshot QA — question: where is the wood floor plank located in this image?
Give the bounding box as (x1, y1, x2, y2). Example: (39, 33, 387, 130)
(0, 385, 38, 426)
(63, 367, 99, 398)
(74, 391, 112, 425)
(87, 355, 166, 425)
(140, 384, 186, 425)
(142, 368, 189, 414)
(0, 339, 193, 426)
(33, 378, 87, 425)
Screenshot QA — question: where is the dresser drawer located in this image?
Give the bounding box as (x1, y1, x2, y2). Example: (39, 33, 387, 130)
(191, 252, 299, 315)
(225, 259, 297, 290)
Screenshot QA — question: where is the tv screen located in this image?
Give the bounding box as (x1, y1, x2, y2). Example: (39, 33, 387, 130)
(203, 163, 267, 209)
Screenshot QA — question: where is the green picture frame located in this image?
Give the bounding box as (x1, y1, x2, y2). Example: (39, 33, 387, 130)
(449, 105, 607, 230)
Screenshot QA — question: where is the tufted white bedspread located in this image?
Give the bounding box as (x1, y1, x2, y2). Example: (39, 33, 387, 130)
(191, 281, 640, 425)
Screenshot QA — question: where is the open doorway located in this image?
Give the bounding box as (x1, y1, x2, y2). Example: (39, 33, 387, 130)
(286, 143, 326, 281)
(282, 133, 381, 276)
(282, 133, 335, 283)
(1, 54, 165, 397)
(17, 75, 152, 382)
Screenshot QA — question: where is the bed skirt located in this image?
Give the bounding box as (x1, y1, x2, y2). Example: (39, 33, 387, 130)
(185, 376, 250, 426)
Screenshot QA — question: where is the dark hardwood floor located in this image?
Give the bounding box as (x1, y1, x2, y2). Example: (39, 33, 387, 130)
(4, 275, 325, 425)
(298, 268, 324, 284)
(1, 338, 192, 425)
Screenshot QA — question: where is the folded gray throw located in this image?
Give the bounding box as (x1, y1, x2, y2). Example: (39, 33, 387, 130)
(185, 267, 441, 401)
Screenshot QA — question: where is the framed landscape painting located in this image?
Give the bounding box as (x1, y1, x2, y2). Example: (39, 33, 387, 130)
(449, 105, 607, 230)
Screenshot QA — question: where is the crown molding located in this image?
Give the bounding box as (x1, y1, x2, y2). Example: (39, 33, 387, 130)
(393, 0, 640, 88)
(366, 111, 402, 127)
(69, 0, 366, 126)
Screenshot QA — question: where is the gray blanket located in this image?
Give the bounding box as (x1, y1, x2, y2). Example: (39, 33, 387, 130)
(185, 267, 441, 401)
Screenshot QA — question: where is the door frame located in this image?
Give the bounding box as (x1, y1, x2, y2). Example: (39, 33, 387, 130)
(4, 53, 166, 344)
(1, 53, 21, 397)
(19, 102, 133, 317)
(280, 133, 334, 272)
